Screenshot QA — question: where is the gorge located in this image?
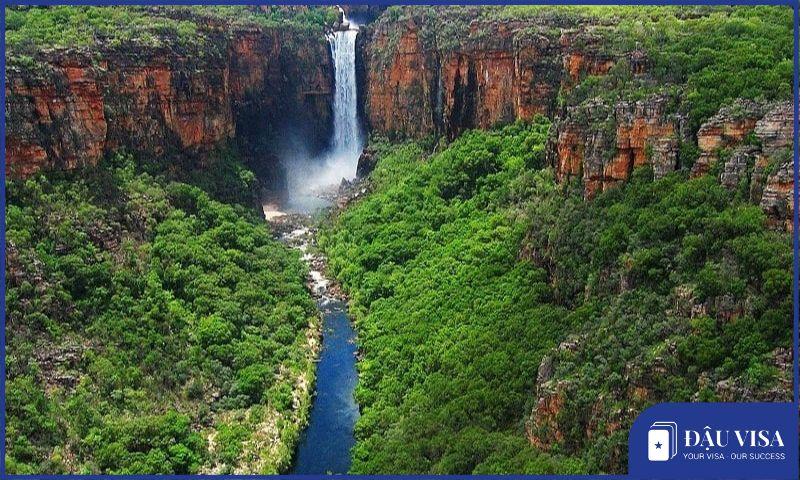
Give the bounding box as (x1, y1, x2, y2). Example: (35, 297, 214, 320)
(4, 5, 795, 475)
(6, 8, 792, 231)
(279, 12, 363, 474)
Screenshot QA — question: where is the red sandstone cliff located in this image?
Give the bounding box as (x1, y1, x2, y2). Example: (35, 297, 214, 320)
(6, 20, 332, 177)
(360, 12, 634, 141)
(549, 94, 793, 228)
(549, 92, 685, 199)
(8, 10, 794, 233)
(359, 11, 792, 231)
(692, 99, 765, 177)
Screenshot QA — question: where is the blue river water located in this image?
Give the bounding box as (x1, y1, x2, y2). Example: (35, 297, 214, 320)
(291, 298, 360, 474)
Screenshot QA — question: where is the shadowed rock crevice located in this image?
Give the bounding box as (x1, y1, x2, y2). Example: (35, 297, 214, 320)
(6, 18, 334, 179)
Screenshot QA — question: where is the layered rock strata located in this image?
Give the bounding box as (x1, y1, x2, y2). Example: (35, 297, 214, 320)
(6, 22, 333, 177)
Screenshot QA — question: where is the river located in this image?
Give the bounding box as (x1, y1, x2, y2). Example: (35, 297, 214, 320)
(264, 193, 360, 474)
(265, 8, 363, 474)
(291, 297, 359, 474)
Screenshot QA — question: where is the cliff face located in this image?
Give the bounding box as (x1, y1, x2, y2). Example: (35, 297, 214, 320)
(6, 52, 110, 176)
(695, 100, 794, 230)
(360, 14, 793, 230)
(6, 24, 333, 177)
(748, 102, 793, 230)
(559, 30, 617, 88)
(692, 99, 765, 177)
(550, 96, 794, 227)
(360, 19, 438, 138)
(549, 93, 685, 199)
(360, 18, 620, 140)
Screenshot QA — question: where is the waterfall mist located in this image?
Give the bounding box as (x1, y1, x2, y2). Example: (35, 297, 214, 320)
(283, 17, 363, 197)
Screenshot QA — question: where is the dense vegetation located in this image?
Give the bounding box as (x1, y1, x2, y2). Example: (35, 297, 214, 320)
(560, 6, 792, 132)
(5, 6, 336, 56)
(322, 120, 583, 474)
(4, 4, 792, 476)
(320, 120, 791, 473)
(521, 168, 791, 472)
(374, 6, 791, 131)
(5, 153, 318, 474)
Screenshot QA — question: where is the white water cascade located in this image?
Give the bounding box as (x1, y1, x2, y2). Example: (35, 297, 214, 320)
(328, 16, 363, 168)
(298, 12, 363, 191)
(267, 9, 364, 216)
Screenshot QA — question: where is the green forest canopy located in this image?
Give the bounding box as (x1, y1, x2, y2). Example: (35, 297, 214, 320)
(3, 4, 793, 475)
(320, 120, 790, 473)
(6, 154, 317, 474)
(5, 6, 337, 52)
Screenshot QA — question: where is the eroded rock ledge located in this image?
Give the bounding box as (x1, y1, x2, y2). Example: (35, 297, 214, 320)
(549, 97, 793, 228)
(6, 16, 333, 177)
(359, 13, 793, 230)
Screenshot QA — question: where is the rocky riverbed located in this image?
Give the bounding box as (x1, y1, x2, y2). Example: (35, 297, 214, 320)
(263, 180, 364, 474)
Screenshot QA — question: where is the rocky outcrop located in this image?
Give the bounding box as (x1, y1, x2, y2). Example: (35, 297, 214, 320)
(527, 333, 631, 466)
(559, 30, 616, 89)
(713, 347, 793, 402)
(526, 338, 577, 451)
(755, 102, 794, 231)
(759, 157, 794, 231)
(526, 379, 568, 450)
(692, 99, 765, 177)
(549, 96, 794, 228)
(707, 101, 794, 230)
(719, 146, 760, 191)
(550, 92, 685, 198)
(755, 101, 794, 154)
(355, 146, 379, 178)
(6, 22, 333, 177)
(360, 11, 641, 140)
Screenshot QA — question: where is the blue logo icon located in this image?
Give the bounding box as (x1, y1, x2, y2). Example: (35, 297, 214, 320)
(648, 421, 678, 461)
(630, 403, 798, 479)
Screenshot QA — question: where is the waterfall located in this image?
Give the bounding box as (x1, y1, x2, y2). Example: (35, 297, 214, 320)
(328, 19, 363, 168)
(294, 14, 362, 191)
(280, 10, 363, 200)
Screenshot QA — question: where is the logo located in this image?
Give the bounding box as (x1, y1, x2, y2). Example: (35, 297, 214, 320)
(648, 421, 678, 461)
(629, 403, 797, 479)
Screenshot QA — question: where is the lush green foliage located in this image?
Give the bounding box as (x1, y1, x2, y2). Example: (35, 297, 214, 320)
(321, 121, 790, 473)
(523, 168, 791, 471)
(4, 5, 792, 475)
(5, 6, 336, 55)
(375, 6, 791, 130)
(135, 146, 259, 209)
(6, 6, 198, 51)
(321, 120, 585, 474)
(565, 6, 792, 132)
(5, 154, 317, 473)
